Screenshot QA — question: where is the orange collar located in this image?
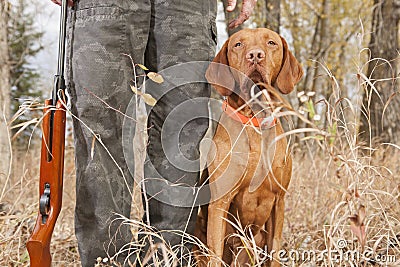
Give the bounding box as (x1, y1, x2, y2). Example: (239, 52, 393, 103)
(222, 100, 277, 129)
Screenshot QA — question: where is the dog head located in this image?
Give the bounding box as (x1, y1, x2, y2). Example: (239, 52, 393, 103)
(206, 28, 303, 103)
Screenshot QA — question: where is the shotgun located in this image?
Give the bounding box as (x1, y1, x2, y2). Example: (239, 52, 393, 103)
(26, 0, 69, 266)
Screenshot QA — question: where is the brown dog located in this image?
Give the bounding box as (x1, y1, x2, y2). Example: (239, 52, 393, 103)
(194, 28, 303, 267)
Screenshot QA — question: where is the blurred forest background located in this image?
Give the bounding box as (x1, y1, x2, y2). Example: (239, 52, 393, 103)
(0, 0, 399, 266)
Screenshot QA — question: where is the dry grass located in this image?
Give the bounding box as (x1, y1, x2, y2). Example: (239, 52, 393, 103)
(2, 144, 398, 266)
(283, 148, 400, 266)
(0, 141, 80, 266)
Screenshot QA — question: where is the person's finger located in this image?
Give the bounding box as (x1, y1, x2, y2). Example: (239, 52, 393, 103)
(228, 0, 256, 28)
(228, 12, 250, 28)
(51, 0, 74, 6)
(226, 0, 237, 12)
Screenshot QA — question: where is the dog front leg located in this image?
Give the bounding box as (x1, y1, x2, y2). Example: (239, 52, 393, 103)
(207, 200, 231, 267)
(269, 197, 285, 267)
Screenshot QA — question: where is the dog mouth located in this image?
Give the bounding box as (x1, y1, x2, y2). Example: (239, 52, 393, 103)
(239, 65, 269, 97)
(248, 70, 264, 84)
(244, 64, 269, 86)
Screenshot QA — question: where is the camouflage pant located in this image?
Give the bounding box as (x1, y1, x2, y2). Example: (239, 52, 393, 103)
(66, 0, 217, 266)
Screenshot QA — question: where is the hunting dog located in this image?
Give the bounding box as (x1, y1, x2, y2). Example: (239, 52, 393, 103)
(194, 28, 303, 267)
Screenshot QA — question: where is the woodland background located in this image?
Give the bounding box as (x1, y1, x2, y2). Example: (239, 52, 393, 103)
(0, 0, 399, 266)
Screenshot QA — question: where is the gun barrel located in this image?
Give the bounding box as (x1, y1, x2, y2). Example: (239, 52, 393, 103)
(53, 0, 68, 105)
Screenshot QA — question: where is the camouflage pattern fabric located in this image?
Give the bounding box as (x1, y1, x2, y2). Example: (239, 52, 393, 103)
(66, 0, 217, 266)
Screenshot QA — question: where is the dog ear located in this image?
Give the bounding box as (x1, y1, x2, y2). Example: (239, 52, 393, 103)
(274, 37, 303, 94)
(205, 40, 235, 96)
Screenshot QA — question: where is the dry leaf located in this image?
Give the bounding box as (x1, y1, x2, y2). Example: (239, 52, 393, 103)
(130, 85, 156, 106)
(141, 93, 157, 106)
(354, 188, 360, 198)
(137, 64, 148, 70)
(130, 85, 142, 95)
(349, 205, 366, 247)
(147, 72, 164, 84)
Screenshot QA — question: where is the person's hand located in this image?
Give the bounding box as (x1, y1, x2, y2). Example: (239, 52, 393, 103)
(226, 0, 257, 29)
(51, 0, 74, 6)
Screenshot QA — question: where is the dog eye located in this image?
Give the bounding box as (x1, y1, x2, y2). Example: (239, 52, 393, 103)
(268, 41, 277, 46)
(234, 42, 242, 47)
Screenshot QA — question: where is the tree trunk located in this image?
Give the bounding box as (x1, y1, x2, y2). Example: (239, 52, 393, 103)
(0, 0, 11, 180)
(359, 0, 400, 144)
(311, 0, 330, 96)
(264, 0, 280, 33)
(295, 0, 330, 138)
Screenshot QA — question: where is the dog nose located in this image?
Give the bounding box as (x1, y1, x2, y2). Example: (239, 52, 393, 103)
(246, 49, 265, 63)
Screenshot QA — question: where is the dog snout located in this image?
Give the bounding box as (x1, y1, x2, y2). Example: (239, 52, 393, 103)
(246, 49, 265, 63)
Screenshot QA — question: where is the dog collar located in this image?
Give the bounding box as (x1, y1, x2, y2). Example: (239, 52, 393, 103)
(222, 100, 277, 129)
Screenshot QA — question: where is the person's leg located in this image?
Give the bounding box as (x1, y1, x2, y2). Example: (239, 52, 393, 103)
(66, 1, 150, 266)
(141, 0, 217, 262)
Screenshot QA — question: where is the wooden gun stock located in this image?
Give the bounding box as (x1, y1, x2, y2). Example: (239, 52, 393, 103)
(26, 99, 66, 267)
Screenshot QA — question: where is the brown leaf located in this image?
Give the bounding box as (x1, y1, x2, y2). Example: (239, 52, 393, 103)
(349, 205, 366, 247)
(130, 85, 142, 95)
(130, 85, 156, 106)
(141, 93, 157, 106)
(147, 72, 164, 84)
(354, 188, 360, 198)
(137, 64, 149, 70)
